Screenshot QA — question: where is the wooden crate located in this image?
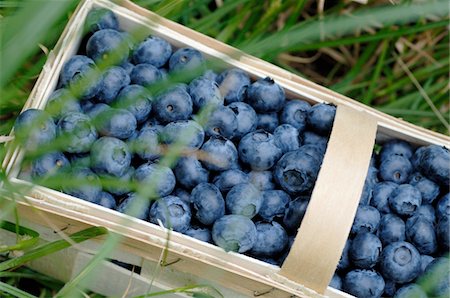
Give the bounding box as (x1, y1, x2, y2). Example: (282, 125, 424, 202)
(2, 0, 449, 297)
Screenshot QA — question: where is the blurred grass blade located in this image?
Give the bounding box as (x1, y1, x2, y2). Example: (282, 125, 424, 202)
(0, 221, 39, 253)
(241, 1, 449, 56)
(0, 227, 107, 272)
(133, 284, 223, 298)
(0, 0, 77, 88)
(0, 281, 38, 298)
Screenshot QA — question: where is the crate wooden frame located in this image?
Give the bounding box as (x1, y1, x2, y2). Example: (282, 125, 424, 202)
(2, 0, 449, 297)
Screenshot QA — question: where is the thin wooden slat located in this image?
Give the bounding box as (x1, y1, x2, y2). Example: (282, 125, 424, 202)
(280, 105, 378, 293)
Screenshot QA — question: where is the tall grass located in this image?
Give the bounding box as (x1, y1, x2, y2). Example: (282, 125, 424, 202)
(0, 0, 449, 297)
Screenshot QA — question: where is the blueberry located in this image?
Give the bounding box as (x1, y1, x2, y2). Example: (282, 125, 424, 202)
(90, 137, 131, 177)
(130, 63, 162, 86)
(226, 183, 262, 218)
(93, 108, 137, 139)
(191, 183, 225, 225)
(436, 193, 450, 220)
(329, 273, 342, 290)
(134, 163, 176, 198)
(172, 188, 191, 204)
(419, 257, 450, 297)
(380, 139, 414, 161)
(394, 284, 427, 298)
(436, 216, 449, 251)
(202, 69, 218, 82)
(258, 190, 290, 222)
(413, 204, 436, 224)
(114, 84, 152, 123)
(256, 112, 279, 133)
(201, 136, 238, 171)
(213, 169, 249, 193)
(389, 184, 422, 217)
(174, 157, 209, 190)
(282, 196, 309, 233)
(302, 131, 328, 150)
(132, 36, 172, 68)
(184, 226, 212, 243)
(409, 172, 440, 204)
(14, 109, 56, 151)
(279, 99, 310, 133)
(273, 124, 301, 154)
(343, 269, 385, 298)
(46, 88, 82, 120)
(86, 29, 129, 64)
(417, 145, 450, 187)
(351, 205, 381, 235)
(379, 155, 413, 184)
(204, 106, 237, 139)
(380, 241, 421, 283)
(116, 192, 150, 220)
(62, 167, 101, 202)
(337, 239, 352, 271)
(306, 103, 336, 135)
(96, 66, 130, 104)
(238, 130, 282, 171)
(85, 102, 110, 119)
(121, 61, 134, 76)
(274, 148, 321, 194)
(149, 195, 191, 232)
(349, 232, 382, 269)
(371, 181, 397, 214)
(216, 68, 250, 104)
(59, 55, 100, 99)
(359, 181, 373, 206)
(140, 117, 163, 132)
(212, 215, 256, 253)
(248, 170, 275, 191)
(366, 165, 380, 186)
(383, 280, 397, 297)
(227, 102, 257, 139)
(94, 191, 116, 209)
(411, 146, 426, 169)
(57, 112, 97, 153)
(70, 153, 91, 168)
(250, 221, 288, 257)
(188, 77, 223, 111)
(169, 47, 204, 73)
(128, 127, 160, 161)
(246, 77, 285, 113)
(102, 167, 134, 196)
(378, 214, 405, 246)
(420, 255, 435, 275)
(85, 8, 119, 33)
(162, 120, 204, 150)
(154, 84, 193, 123)
(31, 151, 70, 182)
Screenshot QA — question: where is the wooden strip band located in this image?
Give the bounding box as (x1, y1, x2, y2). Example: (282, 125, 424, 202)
(280, 105, 378, 293)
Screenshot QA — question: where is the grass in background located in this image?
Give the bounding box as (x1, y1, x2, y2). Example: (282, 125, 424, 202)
(0, 0, 449, 297)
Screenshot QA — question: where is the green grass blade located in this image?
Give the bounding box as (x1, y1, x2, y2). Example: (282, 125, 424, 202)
(0, 221, 39, 253)
(132, 284, 223, 298)
(0, 0, 77, 88)
(363, 40, 389, 105)
(0, 227, 107, 272)
(241, 2, 449, 56)
(0, 281, 38, 298)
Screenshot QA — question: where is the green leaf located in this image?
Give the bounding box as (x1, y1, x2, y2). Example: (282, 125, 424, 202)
(0, 227, 107, 272)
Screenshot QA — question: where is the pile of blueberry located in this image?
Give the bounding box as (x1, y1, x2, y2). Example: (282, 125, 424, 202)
(329, 139, 450, 297)
(13, 8, 449, 298)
